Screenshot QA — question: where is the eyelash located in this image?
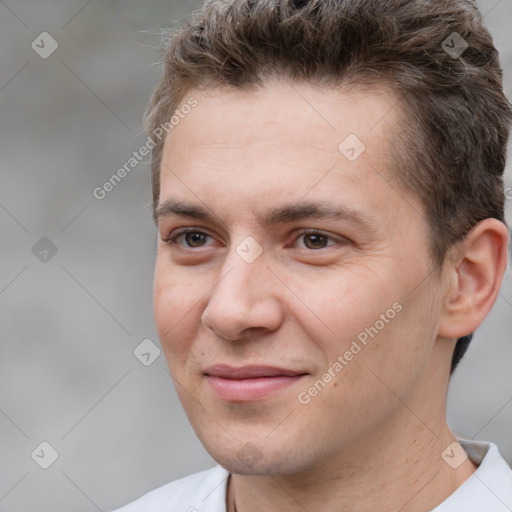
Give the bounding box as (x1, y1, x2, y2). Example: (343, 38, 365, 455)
(162, 228, 347, 253)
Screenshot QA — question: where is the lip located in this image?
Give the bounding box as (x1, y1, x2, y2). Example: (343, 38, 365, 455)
(204, 364, 308, 401)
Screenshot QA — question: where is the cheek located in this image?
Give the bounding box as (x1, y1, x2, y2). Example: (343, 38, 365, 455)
(153, 262, 202, 359)
(291, 265, 401, 352)
(295, 261, 437, 397)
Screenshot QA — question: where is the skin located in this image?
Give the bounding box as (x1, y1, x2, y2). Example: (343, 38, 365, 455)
(153, 79, 508, 512)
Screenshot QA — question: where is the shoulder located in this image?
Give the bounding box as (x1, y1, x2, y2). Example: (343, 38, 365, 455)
(110, 464, 230, 512)
(433, 438, 512, 511)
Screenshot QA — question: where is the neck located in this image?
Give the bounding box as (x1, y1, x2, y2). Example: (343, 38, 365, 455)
(228, 422, 476, 512)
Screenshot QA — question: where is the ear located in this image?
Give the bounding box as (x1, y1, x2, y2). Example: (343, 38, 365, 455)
(438, 218, 509, 339)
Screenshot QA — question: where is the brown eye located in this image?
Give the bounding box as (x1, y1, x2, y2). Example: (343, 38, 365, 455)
(164, 229, 214, 249)
(295, 231, 340, 250)
(302, 233, 330, 249)
(183, 232, 208, 247)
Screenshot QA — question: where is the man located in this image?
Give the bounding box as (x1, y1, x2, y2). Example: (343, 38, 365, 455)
(113, 0, 512, 510)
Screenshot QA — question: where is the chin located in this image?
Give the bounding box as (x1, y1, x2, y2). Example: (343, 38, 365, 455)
(203, 437, 318, 477)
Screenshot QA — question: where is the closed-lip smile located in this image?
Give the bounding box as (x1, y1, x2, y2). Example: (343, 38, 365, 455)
(204, 364, 308, 401)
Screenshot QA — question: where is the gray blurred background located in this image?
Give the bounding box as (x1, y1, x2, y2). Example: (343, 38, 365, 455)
(0, 1, 511, 510)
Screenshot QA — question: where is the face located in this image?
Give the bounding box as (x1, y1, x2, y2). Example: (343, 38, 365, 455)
(153, 80, 446, 476)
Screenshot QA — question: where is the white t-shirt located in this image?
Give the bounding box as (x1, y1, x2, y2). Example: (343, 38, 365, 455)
(111, 438, 512, 511)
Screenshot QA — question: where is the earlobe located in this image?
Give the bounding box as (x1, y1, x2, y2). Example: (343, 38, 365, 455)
(438, 218, 509, 339)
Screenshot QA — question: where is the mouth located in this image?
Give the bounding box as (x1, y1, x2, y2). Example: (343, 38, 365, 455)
(204, 364, 308, 402)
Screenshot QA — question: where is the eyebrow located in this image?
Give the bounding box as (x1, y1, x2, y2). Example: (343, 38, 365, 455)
(155, 198, 377, 231)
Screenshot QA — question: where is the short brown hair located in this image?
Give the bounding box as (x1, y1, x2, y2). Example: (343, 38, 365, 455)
(145, 0, 511, 373)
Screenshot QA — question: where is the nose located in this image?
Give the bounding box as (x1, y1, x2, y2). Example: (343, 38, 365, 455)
(201, 245, 285, 341)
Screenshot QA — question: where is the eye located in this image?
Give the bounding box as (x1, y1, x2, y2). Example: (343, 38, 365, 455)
(162, 228, 348, 253)
(293, 230, 344, 250)
(163, 228, 215, 250)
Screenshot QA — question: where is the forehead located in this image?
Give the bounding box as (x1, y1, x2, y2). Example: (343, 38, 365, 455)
(157, 80, 420, 230)
(162, 80, 400, 167)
